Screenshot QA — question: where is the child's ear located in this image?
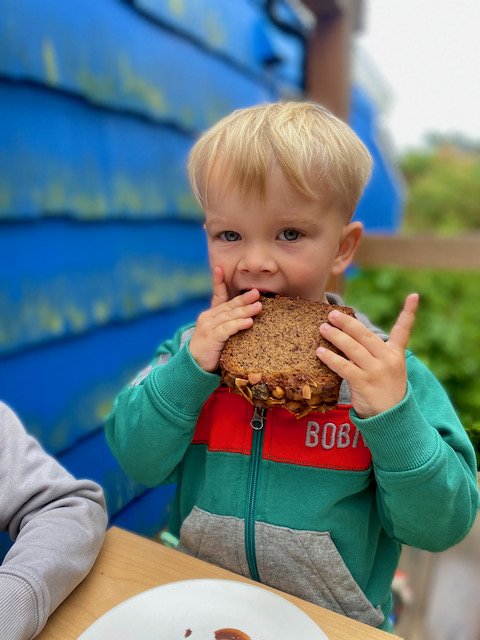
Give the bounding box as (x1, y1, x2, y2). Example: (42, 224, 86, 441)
(331, 221, 363, 275)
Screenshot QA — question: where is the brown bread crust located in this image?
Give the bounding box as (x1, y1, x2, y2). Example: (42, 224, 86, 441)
(219, 295, 355, 417)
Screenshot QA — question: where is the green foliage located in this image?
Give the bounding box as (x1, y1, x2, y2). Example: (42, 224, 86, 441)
(400, 146, 480, 235)
(344, 268, 480, 468)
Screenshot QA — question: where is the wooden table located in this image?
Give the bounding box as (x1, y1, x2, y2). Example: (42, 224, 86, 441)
(37, 526, 402, 640)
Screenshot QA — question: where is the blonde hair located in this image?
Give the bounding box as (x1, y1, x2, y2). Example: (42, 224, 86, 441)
(188, 101, 372, 218)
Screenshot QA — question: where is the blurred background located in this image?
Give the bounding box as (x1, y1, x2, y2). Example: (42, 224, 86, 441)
(0, 1, 479, 638)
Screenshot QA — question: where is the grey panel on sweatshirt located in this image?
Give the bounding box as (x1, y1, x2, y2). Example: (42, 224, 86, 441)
(178, 508, 251, 578)
(256, 521, 384, 627)
(178, 506, 384, 627)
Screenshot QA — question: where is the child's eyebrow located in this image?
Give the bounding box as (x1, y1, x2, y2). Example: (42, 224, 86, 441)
(204, 218, 226, 229)
(276, 213, 319, 227)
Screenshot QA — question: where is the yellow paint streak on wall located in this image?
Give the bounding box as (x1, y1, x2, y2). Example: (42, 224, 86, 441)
(64, 304, 88, 332)
(92, 300, 111, 324)
(177, 191, 203, 217)
(112, 175, 144, 213)
(203, 11, 228, 49)
(112, 175, 172, 216)
(181, 271, 211, 293)
(142, 183, 168, 216)
(0, 183, 12, 213)
(96, 399, 114, 422)
(168, 0, 187, 18)
(37, 300, 64, 335)
(0, 266, 212, 353)
(206, 99, 232, 127)
(37, 181, 67, 211)
(42, 39, 59, 85)
(34, 180, 108, 218)
(70, 190, 109, 219)
(9, 143, 196, 219)
(180, 108, 195, 129)
(119, 55, 167, 115)
(140, 288, 163, 310)
(137, 270, 210, 311)
(78, 69, 116, 103)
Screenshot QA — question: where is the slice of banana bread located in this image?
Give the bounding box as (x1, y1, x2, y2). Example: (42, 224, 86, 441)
(219, 295, 355, 417)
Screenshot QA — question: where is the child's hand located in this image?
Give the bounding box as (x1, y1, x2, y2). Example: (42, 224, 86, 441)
(189, 267, 262, 372)
(317, 294, 419, 418)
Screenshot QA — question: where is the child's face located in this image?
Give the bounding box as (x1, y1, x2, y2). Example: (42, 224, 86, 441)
(204, 165, 361, 302)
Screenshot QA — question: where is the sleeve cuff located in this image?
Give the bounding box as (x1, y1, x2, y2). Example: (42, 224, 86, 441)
(351, 383, 440, 472)
(0, 571, 44, 640)
(146, 339, 221, 417)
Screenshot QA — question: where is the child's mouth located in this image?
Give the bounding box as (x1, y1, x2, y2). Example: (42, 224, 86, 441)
(240, 289, 277, 298)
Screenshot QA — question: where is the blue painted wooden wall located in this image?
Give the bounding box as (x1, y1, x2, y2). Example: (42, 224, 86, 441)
(350, 85, 404, 233)
(0, 0, 309, 557)
(0, 0, 402, 557)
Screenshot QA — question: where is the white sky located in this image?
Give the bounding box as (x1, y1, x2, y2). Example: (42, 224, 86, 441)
(356, 0, 480, 152)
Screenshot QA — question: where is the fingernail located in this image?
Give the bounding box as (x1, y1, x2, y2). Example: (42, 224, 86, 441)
(328, 310, 341, 320)
(320, 322, 330, 332)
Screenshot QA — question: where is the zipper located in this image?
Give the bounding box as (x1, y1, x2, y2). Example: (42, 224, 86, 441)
(245, 406, 266, 581)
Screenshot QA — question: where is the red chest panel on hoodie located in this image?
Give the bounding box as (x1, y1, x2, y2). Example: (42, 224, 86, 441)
(193, 387, 372, 471)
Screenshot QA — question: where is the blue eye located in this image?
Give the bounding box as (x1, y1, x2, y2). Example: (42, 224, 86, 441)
(278, 229, 300, 241)
(220, 231, 241, 242)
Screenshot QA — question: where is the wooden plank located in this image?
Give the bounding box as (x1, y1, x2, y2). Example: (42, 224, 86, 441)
(305, 6, 351, 120)
(134, 0, 304, 85)
(0, 298, 209, 453)
(0, 0, 279, 132)
(355, 234, 480, 271)
(0, 83, 198, 220)
(0, 218, 210, 353)
(134, 0, 265, 71)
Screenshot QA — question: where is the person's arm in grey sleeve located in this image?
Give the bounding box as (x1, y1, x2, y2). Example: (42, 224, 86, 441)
(0, 402, 108, 640)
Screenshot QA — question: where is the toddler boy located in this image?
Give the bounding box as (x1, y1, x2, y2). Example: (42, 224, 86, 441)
(106, 102, 478, 631)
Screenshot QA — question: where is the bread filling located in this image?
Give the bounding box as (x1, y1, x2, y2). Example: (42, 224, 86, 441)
(221, 372, 339, 418)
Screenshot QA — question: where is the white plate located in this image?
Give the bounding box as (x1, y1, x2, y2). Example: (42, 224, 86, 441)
(78, 578, 328, 640)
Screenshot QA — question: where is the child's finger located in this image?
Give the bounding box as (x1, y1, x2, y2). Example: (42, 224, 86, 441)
(211, 266, 229, 307)
(207, 295, 262, 332)
(388, 293, 419, 351)
(322, 310, 385, 360)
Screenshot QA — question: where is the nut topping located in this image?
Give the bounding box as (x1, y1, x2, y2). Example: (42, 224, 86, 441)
(285, 400, 302, 412)
(252, 382, 269, 401)
(302, 384, 312, 400)
(248, 372, 262, 385)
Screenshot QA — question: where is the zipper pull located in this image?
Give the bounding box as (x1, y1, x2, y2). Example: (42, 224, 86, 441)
(250, 407, 265, 430)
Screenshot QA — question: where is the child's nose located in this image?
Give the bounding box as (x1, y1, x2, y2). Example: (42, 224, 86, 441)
(238, 245, 277, 273)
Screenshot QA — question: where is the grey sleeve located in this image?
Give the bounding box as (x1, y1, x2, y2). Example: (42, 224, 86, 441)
(0, 402, 108, 640)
